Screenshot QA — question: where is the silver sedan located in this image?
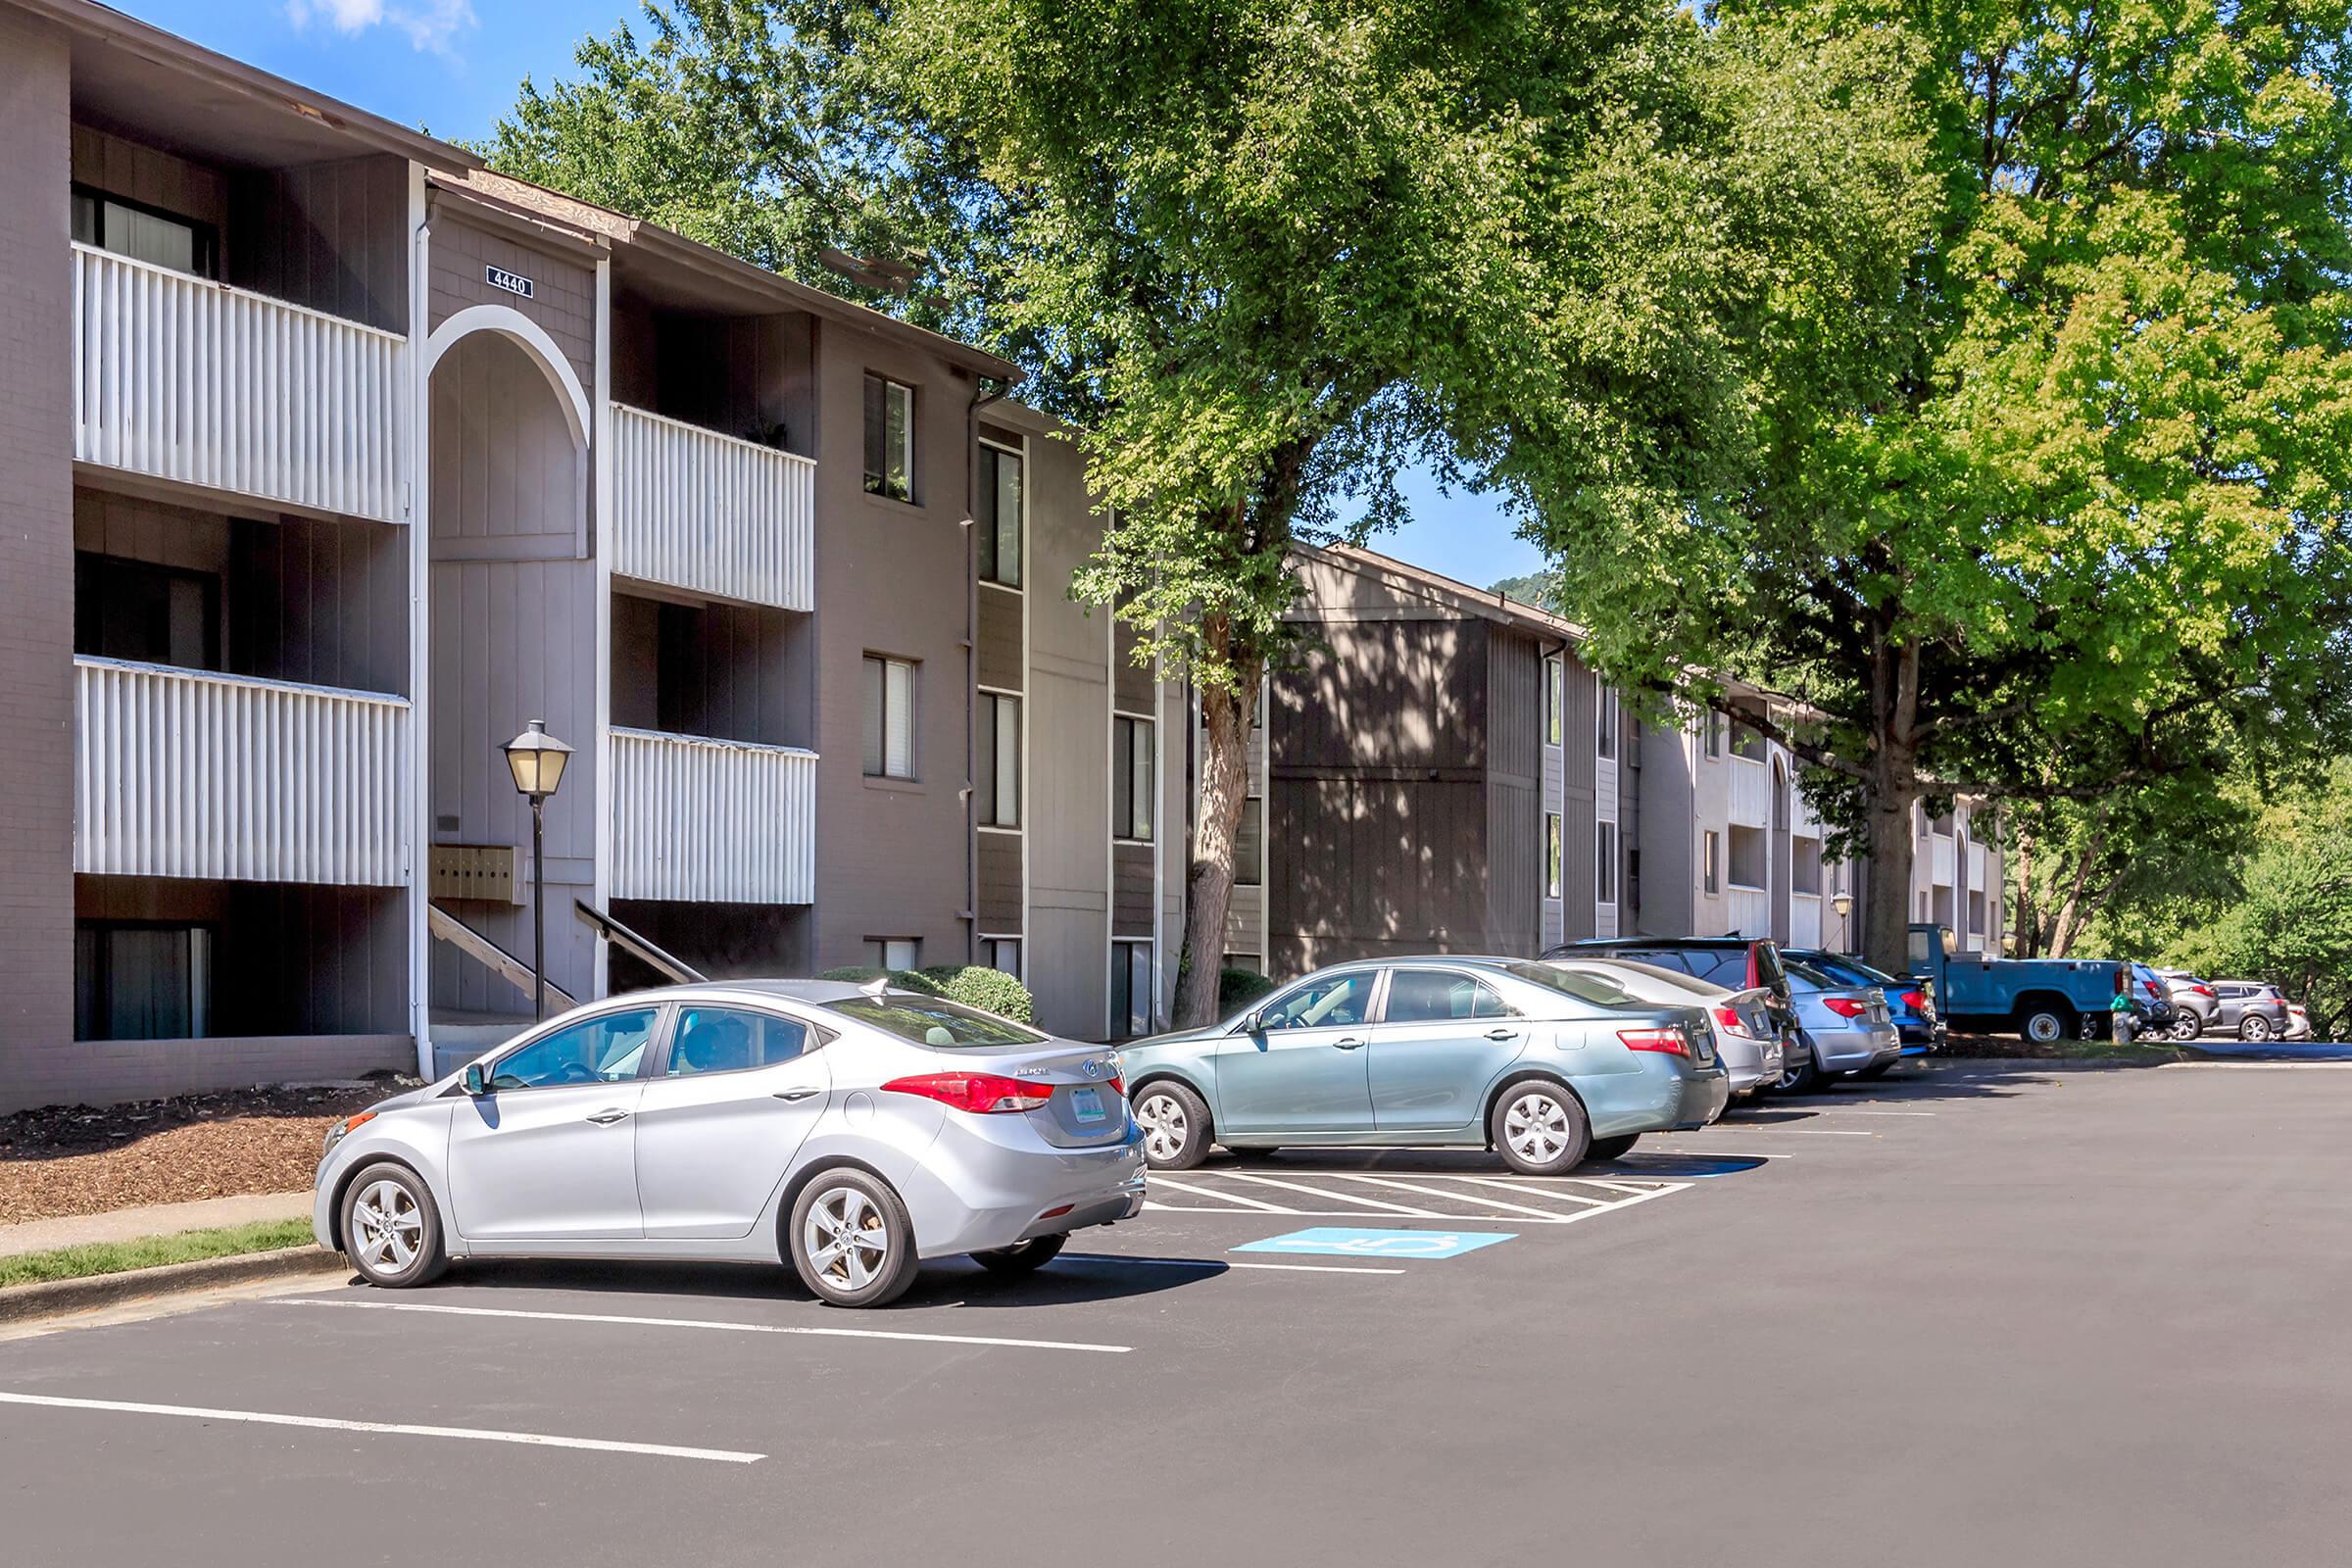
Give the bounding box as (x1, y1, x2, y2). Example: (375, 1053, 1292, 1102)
(1542, 957, 1786, 1098)
(313, 979, 1146, 1307)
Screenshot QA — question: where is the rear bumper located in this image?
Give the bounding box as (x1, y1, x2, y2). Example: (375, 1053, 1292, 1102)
(1673, 1068, 1732, 1129)
(1813, 1024, 1903, 1074)
(898, 1116, 1149, 1258)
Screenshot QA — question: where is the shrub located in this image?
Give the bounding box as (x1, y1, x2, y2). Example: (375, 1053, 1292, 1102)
(814, 964, 1037, 1024)
(1219, 967, 1279, 1016)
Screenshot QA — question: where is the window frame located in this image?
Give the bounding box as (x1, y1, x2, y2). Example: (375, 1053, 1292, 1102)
(1544, 812, 1563, 900)
(1544, 655, 1563, 746)
(71, 182, 220, 279)
(1702, 829, 1722, 896)
(862, 373, 916, 503)
(1596, 687, 1617, 760)
(979, 936, 1023, 980)
(75, 551, 223, 671)
(1376, 967, 1515, 1026)
(863, 937, 920, 971)
(977, 439, 1023, 588)
(74, 920, 216, 1043)
(1112, 712, 1155, 842)
(1240, 968, 1379, 1034)
(1596, 819, 1618, 906)
(976, 689, 1021, 828)
(1109, 939, 1154, 1038)
(861, 654, 917, 780)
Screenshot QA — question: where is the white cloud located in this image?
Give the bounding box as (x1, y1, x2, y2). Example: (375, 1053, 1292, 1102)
(287, 0, 477, 55)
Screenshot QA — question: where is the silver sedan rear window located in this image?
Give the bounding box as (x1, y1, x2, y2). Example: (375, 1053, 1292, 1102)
(824, 996, 1046, 1048)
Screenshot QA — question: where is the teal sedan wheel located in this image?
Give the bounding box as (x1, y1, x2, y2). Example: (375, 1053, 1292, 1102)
(1491, 1079, 1591, 1176)
(1136, 1081, 1212, 1170)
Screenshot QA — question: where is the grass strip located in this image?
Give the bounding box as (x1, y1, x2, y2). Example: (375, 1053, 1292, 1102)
(0, 1218, 318, 1290)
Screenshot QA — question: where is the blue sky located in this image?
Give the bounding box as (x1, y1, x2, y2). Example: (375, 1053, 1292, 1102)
(115, 1, 1544, 589)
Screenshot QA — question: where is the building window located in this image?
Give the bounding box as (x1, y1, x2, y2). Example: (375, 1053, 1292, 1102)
(1793, 837, 1824, 896)
(1703, 830, 1722, 895)
(1544, 656, 1563, 746)
(1113, 714, 1154, 841)
(1731, 720, 1765, 760)
(75, 554, 220, 670)
(1728, 825, 1767, 890)
(862, 655, 916, 779)
(862, 373, 914, 502)
(1596, 689, 1617, 760)
(72, 184, 218, 278)
(1221, 952, 1260, 975)
(863, 937, 920, 971)
(980, 937, 1022, 978)
(978, 443, 1022, 587)
(1110, 940, 1154, 1038)
(1235, 797, 1263, 886)
(1596, 821, 1617, 905)
(1704, 710, 1725, 759)
(75, 923, 213, 1042)
(977, 692, 1020, 827)
(1545, 813, 1563, 899)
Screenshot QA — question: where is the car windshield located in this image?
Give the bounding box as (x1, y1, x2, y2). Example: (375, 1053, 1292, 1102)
(823, 995, 1046, 1048)
(1604, 960, 1726, 999)
(1497, 961, 1648, 1009)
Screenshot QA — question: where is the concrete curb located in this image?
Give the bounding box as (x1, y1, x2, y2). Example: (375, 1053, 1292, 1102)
(0, 1246, 348, 1325)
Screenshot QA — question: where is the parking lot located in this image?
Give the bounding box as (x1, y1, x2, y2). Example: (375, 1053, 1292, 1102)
(3, 1059, 2349, 1568)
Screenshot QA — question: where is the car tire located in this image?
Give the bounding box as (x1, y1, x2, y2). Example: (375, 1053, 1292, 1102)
(340, 1162, 447, 1290)
(2173, 1013, 2202, 1042)
(1135, 1081, 1213, 1170)
(2017, 1005, 2074, 1046)
(972, 1233, 1067, 1277)
(1587, 1133, 1641, 1161)
(1490, 1078, 1592, 1175)
(789, 1169, 919, 1308)
(1854, 1060, 1894, 1081)
(2239, 1014, 2275, 1043)
(1773, 1051, 1824, 1094)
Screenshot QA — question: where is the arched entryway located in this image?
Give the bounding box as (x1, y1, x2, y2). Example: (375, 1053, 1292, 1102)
(419, 307, 598, 1054)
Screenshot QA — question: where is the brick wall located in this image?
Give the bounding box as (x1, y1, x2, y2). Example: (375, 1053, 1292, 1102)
(0, 14, 79, 1113)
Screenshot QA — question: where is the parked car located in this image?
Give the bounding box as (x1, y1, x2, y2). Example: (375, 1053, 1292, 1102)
(2285, 1002, 2314, 1041)
(313, 980, 1147, 1308)
(2127, 963, 2180, 1035)
(1539, 956, 1784, 1100)
(1781, 949, 1944, 1055)
(1119, 956, 1730, 1176)
(1543, 936, 1807, 1079)
(1784, 961, 1905, 1087)
(2158, 970, 2222, 1040)
(2211, 981, 2293, 1042)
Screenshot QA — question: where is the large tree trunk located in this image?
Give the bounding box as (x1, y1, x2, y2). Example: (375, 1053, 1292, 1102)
(1860, 637, 1922, 976)
(1174, 657, 1254, 1028)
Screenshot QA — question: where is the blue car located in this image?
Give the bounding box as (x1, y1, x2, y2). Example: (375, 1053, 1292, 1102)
(1116, 956, 1730, 1175)
(1781, 960, 1904, 1088)
(1782, 950, 1945, 1056)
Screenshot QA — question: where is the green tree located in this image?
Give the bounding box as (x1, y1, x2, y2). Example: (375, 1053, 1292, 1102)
(878, 0, 1924, 1022)
(2008, 776, 2251, 959)
(2164, 767, 2352, 1037)
(1520, 0, 2352, 971)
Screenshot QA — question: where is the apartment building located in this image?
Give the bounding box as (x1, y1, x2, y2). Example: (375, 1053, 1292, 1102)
(0, 0, 1176, 1110)
(1209, 546, 1618, 975)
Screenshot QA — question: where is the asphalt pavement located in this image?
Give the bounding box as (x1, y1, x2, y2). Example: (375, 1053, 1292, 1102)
(2, 1058, 2347, 1567)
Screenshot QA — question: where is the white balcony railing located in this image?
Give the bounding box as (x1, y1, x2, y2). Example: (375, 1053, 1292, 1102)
(71, 244, 410, 523)
(1790, 893, 1823, 949)
(1726, 886, 1771, 939)
(1930, 834, 1956, 888)
(611, 727, 816, 905)
(1727, 756, 1771, 828)
(611, 404, 815, 612)
(74, 657, 411, 886)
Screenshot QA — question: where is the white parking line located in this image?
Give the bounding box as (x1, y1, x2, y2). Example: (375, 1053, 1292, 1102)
(1148, 1174, 1296, 1211)
(1058, 1252, 1403, 1276)
(277, 1298, 1131, 1353)
(0, 1390, 763, 1464)
(1213, 1172, 1448, 1216)
(1444, 1174, 1614, 1205)
(1324, 1173, 1610, 1220)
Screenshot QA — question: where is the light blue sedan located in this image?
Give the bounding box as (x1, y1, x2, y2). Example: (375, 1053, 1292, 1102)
(1118, 957, 1729, 1175)
(1778, 960, 1904, 1091)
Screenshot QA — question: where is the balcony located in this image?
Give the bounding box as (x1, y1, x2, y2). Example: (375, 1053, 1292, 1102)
(71, 244, 410, 523)
(74, 657, 410, 886)
(610, 727, 816, 905)
(611, 403, 815, 612)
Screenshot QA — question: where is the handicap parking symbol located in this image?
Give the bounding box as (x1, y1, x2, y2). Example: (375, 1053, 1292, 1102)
(1234, 1227, 1515, 1260)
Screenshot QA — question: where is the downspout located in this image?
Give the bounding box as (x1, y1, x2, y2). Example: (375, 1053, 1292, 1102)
(406, 177, 434, 1080)
(964, 373, 1009, 964)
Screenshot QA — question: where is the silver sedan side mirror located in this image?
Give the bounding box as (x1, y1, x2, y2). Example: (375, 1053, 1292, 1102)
(463, 1062, 490, 1096)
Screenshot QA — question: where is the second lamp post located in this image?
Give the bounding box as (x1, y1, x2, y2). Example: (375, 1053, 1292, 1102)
(502, 719, 573, 1020)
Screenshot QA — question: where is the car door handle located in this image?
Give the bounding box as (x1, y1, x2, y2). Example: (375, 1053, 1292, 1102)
(1331, 1037, 1366, 1050)
(1485, 1028, 1518, 1041)
(585, 1108, 630, 1125)
(771, 1087, 822, 1102)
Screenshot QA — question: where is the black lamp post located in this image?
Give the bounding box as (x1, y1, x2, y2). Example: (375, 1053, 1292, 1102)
(502, 719, 573, 1020)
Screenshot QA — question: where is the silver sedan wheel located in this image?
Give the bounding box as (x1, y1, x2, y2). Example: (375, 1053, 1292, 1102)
(1502, 1090, 1573, 1166)
(803, 1185, 890, 1294)
(1137, 1091, 1188, 1164)
(352, 1179, 423, 1276)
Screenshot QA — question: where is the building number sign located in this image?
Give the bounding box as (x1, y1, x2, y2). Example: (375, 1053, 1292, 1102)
(485, 266, 535, 300)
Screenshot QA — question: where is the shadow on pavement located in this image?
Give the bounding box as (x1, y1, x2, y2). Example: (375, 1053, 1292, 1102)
(433, 1253, 1212, 1311)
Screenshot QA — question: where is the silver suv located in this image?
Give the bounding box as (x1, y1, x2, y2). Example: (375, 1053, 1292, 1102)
(2158, 970, 2222, 1041)
(2210, 981, 2292, 1043)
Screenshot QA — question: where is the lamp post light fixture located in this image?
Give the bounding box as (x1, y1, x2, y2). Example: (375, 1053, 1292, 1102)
(1832, 892, 1854, 954)
(502, 719, 573, 1020)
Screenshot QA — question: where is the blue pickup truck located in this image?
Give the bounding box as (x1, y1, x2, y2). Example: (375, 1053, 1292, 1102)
(1906, 923, 2128, 1044)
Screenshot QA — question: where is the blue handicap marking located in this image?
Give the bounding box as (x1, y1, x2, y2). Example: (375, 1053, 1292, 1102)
(1234, 1227, 1515, 1260)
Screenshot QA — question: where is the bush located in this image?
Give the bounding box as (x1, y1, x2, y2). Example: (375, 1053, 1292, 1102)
(814, 964, 1037, 1024)
(1219, 967, 1279, 1016)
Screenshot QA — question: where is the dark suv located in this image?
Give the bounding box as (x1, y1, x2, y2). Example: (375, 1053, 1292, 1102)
(2211, 981, 2292, 1043)
(1542, 937, 1807, 1080)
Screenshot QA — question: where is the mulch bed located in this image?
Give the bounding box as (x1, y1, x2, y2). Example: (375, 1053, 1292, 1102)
(0, 1082, 413, 1226)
